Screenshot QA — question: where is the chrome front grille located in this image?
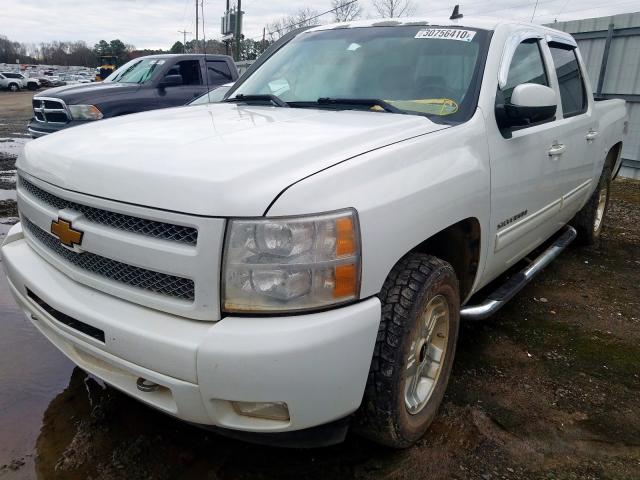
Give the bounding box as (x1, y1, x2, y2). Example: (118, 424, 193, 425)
(16, 172, 224, 320)
(20, 177, 198, 245)
(23, 218, 195, 301)
(33, 97, 70, 124)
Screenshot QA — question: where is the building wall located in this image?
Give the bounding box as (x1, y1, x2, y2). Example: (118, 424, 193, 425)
(547, 12, 640, 178)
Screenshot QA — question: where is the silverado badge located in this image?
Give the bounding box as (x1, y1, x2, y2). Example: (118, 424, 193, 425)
(51, 219, 83, 247)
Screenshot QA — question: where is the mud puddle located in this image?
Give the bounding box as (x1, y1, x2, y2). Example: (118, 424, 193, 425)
(0, 270, 74, 480)
(0, 137, 28, 191)
(0, 131, 30, 223)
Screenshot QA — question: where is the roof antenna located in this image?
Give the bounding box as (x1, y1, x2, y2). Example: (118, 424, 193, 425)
(450, 4, 463, 20)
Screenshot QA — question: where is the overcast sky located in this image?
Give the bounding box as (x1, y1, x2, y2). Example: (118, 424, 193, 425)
(1, 0, 638, 49)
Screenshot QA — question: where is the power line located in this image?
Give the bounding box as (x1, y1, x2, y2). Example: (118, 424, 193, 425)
(180, 0, 191, 27)
(533, 0, 640, 19)
(531, 0, 540, 21)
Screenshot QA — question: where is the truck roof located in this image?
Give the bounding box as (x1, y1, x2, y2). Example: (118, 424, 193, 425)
(137, 53, 233, 61)
(307, 16, 576, 44)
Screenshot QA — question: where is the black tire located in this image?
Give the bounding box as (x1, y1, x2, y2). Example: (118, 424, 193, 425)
(28, 83, 38, 91)
(8, 83, 19, 92)
(571, 166, 612, 245)
(354, 253, 460, 448)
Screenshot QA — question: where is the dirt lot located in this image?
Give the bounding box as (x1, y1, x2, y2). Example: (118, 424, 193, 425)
(0, 90, 638, 480)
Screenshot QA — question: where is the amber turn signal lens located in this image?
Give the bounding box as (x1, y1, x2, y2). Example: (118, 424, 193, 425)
(336, 217, 356, 256)
(334, 263, 357, 298)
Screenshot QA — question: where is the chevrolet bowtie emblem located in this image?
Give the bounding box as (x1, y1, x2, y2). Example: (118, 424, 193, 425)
(51, 219, 83, 247)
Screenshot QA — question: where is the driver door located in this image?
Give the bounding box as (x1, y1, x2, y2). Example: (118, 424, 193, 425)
(483, 37, 565, 282)
(157, 60, 207, 107)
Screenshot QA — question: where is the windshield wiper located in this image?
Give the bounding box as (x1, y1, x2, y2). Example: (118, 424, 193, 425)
(225, 94, 289, 108)
(316, 97, 403, 113)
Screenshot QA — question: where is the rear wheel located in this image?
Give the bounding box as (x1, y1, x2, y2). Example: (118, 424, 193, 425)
(571, 166, 612, 245)
(355, 253, 460, 448)
(8, 83, 19, 92)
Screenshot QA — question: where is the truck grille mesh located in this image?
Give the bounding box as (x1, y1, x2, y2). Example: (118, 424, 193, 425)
(19, 177, 198, 245)
(23, 218, 195, 301)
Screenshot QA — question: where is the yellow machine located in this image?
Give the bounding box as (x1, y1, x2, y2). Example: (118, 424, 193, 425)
(95, 55, 117, 82)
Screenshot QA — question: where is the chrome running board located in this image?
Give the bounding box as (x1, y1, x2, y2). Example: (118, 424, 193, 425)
(460, 225, 577, 321)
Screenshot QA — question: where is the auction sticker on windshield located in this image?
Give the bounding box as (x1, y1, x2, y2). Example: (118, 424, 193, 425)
(415, 28, 476, 42)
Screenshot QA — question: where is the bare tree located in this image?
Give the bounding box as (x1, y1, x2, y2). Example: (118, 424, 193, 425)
(371, 0, 416, 18)
(332, 0, 362, 22)
(266, 7, 320, 41)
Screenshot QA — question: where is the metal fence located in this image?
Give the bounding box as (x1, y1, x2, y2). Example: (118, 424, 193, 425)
(547, 12, 640, 179)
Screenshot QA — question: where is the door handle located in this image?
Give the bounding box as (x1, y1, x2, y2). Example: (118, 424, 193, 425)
(548, 143, 566, 157)
(585, 129, 599, 142)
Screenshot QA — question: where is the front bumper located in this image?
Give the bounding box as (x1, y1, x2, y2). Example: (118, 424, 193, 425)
(1, 223, 381, 438)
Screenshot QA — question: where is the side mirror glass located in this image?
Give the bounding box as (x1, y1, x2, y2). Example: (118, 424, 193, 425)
(496, 83, 557, 129)
(159, 74, 183, 88)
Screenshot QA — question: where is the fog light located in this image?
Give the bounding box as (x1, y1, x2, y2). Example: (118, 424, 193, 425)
(231, 401, 290, 421)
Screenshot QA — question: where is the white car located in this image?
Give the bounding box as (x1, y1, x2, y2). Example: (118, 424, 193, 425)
(0, 72, 23, 92)
(2, 16, 626, 448)
(0, 72, 40, 90)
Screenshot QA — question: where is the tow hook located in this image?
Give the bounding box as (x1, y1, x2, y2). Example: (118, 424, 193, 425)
(136, 377, 161, 392)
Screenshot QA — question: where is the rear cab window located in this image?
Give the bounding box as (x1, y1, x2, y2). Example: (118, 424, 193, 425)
(207, 60, 233, 84)
(548, 44, 588, 118)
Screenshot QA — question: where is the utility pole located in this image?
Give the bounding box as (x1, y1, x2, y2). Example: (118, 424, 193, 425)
(225, 0, 230, 56)
(195, 0, 199, 53)
(177, 30, 191, 52)
(235, 0, 242, 62)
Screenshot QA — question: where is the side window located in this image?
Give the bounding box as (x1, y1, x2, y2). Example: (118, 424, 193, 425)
(207, 61, 233, 84)
(172, 60, 202, 86)
(549, 45, 587, 117)
(503, 40, 548, 103)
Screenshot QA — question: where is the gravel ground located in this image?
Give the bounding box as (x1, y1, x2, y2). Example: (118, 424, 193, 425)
(0, 90, 638, 479)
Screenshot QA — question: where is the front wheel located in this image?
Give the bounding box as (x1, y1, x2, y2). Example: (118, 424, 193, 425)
(354, 253, 460, 448)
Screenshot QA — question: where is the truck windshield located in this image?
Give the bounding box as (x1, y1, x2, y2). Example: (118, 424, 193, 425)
(231, 25, 489, 121)
(106, 58, 166, 84)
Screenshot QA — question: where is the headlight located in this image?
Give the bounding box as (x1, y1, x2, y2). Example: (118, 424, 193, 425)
(68, 104, 103, 120)
(223, 209, 361, 313)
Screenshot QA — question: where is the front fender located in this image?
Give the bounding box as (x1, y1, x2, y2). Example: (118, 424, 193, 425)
(267, 109, 492, 299)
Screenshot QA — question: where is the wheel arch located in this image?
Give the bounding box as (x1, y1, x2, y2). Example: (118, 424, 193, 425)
(605, 141, 623, 178)
(404, 217, 482, 302)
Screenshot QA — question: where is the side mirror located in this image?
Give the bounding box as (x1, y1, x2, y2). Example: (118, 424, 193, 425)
(159, 74, 183, 88)
(496, 83, 557, 129)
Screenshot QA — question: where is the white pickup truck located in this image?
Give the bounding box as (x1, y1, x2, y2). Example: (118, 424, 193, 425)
(2, 16, 626, 448)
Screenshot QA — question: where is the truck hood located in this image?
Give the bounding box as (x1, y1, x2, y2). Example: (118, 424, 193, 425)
(38, 82, 139, 104)
(19, 103, 449, 216)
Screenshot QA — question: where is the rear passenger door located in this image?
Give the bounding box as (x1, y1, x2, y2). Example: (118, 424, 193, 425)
(157, 59, 208, 107)
(545, 42, 599, 224)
